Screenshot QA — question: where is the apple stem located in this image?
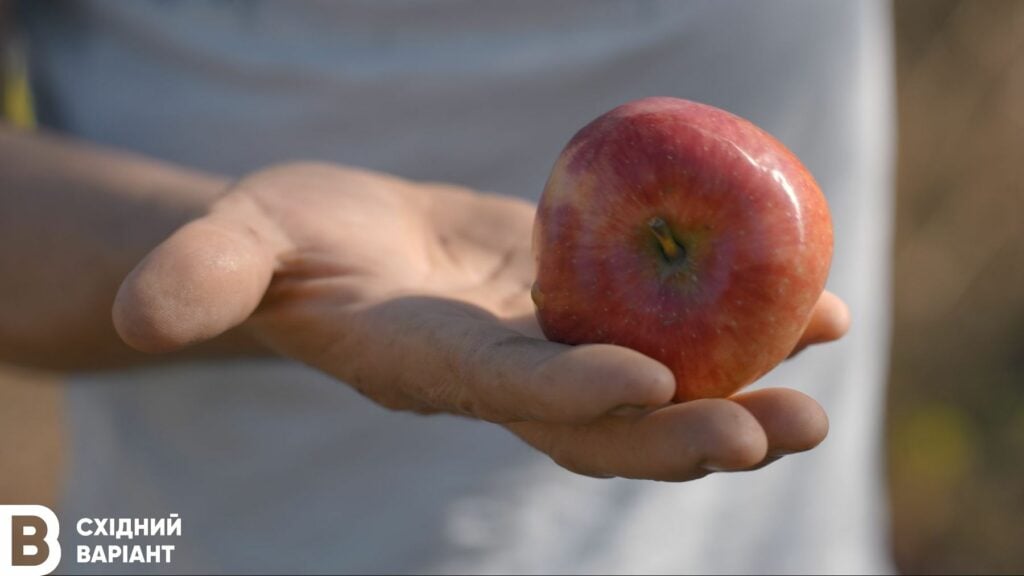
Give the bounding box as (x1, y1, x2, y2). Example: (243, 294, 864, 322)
(648, 217, 685, 262)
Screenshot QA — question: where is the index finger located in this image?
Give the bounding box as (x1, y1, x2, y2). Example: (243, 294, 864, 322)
(291, 295, 678, 424)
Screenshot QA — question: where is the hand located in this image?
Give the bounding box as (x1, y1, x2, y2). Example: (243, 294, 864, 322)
(113, 162, 849, 481)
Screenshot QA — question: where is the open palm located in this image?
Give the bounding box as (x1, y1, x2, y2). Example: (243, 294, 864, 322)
(114, 162, 848, 481)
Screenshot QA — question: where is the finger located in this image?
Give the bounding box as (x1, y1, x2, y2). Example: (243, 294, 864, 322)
(342, 297, 677, 424)
(790, 290, 850, 356)
(729, 388, 829, 460)
(507, 398, 768, 481)
(113, 195, 284, 353)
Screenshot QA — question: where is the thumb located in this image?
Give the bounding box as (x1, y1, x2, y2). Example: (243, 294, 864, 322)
(113, 196, 281, 353)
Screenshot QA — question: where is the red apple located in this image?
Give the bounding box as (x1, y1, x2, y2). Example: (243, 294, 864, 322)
(532, 97, 833, 402)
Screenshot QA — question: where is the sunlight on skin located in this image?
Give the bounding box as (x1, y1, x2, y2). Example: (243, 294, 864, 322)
(115, 162, 849, 482)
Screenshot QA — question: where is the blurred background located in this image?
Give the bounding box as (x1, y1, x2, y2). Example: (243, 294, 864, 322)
(888, 0, 1024, 573)
(1, 1, 1022, 573)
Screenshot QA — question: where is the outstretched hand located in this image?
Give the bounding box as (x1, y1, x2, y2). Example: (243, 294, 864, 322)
(114, 162, 849, 481)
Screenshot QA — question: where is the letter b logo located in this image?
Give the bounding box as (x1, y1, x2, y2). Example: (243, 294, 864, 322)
(0, 505, 61, 576)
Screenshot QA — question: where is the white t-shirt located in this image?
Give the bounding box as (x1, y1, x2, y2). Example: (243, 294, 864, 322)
(20, 1, 896, 573)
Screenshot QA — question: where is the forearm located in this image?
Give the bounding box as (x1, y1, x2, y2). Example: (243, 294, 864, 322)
(0, 124, 260, 370)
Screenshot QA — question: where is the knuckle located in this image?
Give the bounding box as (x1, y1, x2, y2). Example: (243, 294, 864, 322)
(448, 385, 487, 419)
(433, 379, 489, 419)
(458, 333, 538, 419)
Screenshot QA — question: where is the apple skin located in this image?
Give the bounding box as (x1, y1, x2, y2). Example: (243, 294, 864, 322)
(532, 97, 833, 402)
